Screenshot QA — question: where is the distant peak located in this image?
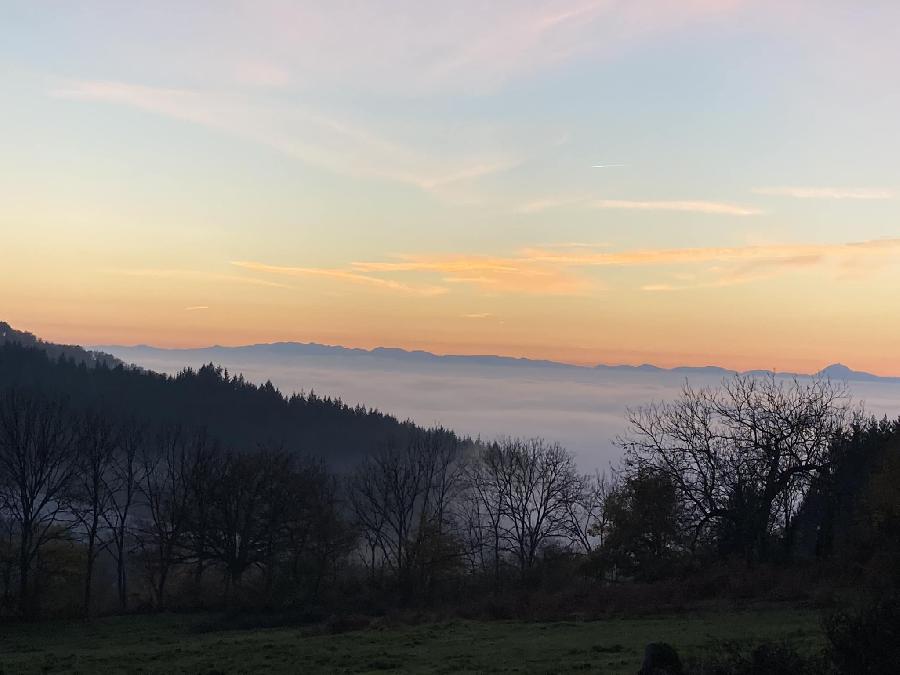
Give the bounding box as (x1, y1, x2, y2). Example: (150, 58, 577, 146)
(815, 363, 891, 382)
(819, 363, 852, 374)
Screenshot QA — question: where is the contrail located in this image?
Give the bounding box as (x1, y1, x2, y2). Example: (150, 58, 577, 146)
(591, 163, 627, 168)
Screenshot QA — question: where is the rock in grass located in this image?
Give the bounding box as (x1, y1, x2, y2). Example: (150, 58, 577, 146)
(638, 642, 682, 674)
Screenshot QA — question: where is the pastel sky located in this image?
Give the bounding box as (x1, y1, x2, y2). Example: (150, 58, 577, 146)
(2, 1, 900, 373)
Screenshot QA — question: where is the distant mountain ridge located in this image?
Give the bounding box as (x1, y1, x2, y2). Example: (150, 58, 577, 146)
(95, 340, 900, 384)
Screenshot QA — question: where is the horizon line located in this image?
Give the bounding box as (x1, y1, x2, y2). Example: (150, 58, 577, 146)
(88, 338, 900, 381)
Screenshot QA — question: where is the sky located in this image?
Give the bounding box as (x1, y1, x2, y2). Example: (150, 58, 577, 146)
(2, 1, 900, 374)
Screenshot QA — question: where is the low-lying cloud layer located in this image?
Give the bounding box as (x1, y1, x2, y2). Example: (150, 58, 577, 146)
(100, 345, 900, 471)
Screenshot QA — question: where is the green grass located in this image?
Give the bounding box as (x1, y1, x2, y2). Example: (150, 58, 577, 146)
(0, 605, 822, 674)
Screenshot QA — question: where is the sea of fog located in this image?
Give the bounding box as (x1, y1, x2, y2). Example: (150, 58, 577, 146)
(99, 345, 900, 471)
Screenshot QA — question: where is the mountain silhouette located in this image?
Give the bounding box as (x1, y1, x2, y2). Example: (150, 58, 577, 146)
(96, 339, 900, 383)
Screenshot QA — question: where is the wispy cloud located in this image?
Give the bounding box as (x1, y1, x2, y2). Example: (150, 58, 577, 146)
(45, 1, 747, 200)
(640, 254, 823, 291)
(516, 197, 762, 216)
(752, 186, 895, 200)
(368, 239, 900, 272)
(262, 238, 900, 297)
(591, 199, 763, 216)
(230, 261, 448, 297)
(353, 255, 589, 295)
(633, 242, 899, 290)
(515, 197, 584, 214)
(426, 0, 611, 90)
(52, 80, 524, 199)
(57, 2, 746, 98)
(106, 268, 290, 289)
(419, 0, 746, 92)
(534, 242, 611, 250)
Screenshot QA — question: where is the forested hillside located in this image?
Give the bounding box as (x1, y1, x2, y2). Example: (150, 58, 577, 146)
(0, 339, 420, 466)
(0, 322, 121, 368)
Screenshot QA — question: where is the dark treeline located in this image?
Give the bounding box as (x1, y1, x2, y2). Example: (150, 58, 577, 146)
(0, 386, 353, 617)
(0, 322, 121, 369)
(0, 342, 418, 467)
(2, 333, 900, 669)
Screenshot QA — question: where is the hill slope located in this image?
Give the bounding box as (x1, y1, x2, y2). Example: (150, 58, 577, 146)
(0, 339, 422, 466)
(1, 321, 122, 368)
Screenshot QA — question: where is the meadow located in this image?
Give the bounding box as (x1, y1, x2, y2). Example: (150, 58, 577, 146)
(0, 604, 821, 674)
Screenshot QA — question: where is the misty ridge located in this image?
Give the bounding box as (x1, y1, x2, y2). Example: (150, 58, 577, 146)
(98, 340, 900, 470)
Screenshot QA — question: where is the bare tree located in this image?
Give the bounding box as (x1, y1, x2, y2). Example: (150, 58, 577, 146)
(103, 418, 143, 610)
(619, 374, 852, 561)
(0, 513, 15, 610)
(70, 409, 118, 615)
(461, 452, 506, 589)
(203, 448, 285, 596)
(265, 457, 353, 604)
(462, 439, 583, 583)
(352, 465, 388, 584)
(563, 470, 615, 555)
(409, 430, 463, 595)
(183, 430, 220, 586)
(349, 429, 462, 598)
(0, 389, 77, 615)
(490, 439, 581, 575)
(135, 424, 209, 607)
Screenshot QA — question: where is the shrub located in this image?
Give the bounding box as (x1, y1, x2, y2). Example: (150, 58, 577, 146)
(823, 595, 900, 674)
(687, 640, 827, 675)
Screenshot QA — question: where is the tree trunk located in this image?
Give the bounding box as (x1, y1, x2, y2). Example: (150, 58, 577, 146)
(18, 526, 32, 617)
(493, 529, 500, 594)
(117, 553, 128, 610)
(155, 562, 169, 609)
(83, 527, 97, 616)
(84, 551, 94, 616)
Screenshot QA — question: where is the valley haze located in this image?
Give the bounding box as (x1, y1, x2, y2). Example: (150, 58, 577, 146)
(97, 342, 900, 469)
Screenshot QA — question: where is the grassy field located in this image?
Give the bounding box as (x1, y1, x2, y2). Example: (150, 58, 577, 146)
(0, 605, 822, 674)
